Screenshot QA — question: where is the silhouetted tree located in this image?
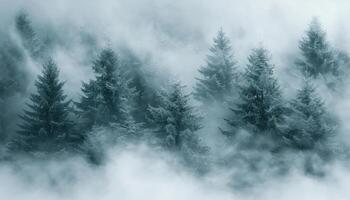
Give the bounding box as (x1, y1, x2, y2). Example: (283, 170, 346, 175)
(76, 48, 133, 130)
(297, 18, 338, 78)
(10, 59, 76, 153)
(75, 80, 100, 131)
(194, 28, 237, 104)
(15, 12, 41, 58)
(283, 81, 335, 150)
(225, 47, 285, 136)
(0, 34, 27, 142)
(148, 83, 205, 153)
(120, 49, 158, 123)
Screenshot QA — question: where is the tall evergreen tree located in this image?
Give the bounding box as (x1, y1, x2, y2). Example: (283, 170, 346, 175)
(11, 59, 75, 153)
(75, 80, 100, 131)
(225, 47, 284, 135)
(76, 48, 132, 130)
(0, 34, 27, 142)
(148, 83, 205, 153)
(120, 49, 158, 123)
(194, 28, 237, 104)
(15, 12, 41, 58)
(131, 73, 153, 122)
(297, 18, 338, 78)
(283, 81, 335, 150)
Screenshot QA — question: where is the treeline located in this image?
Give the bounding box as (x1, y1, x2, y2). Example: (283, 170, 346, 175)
(198, 20, 344, 157)
(0, 13, 349, 175)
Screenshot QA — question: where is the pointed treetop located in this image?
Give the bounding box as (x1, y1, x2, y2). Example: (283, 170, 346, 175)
(297, 17, 337, 78)
(246, 47, 274, 77)
(194, 28, 237, 104)
(292, 80, 324, 117)
(211, 28, 232, 52)
(15, 10, 42, 58)
(15, 11, 32, 31)
(93, 48, 118, 75)
(230, 46, 283, 132)
(12, 58, 75, 153)
(303, 17, 327, 46)
(42, 58, 59, 77)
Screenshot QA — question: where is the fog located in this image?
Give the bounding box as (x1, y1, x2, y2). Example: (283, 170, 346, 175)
(5, 0, 350, 89)
(1, 146, 350, 200)
(1, 0, 350, 199)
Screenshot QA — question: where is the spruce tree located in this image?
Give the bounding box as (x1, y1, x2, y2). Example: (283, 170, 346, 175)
(76, 48, 132, 129)
(0, 35, 27, 142)
(75, 80, 100, 131)
(131, 73, 152, 122)
(284, 81, 335, 150)
(297, 18, 338, 78)
(148, 83, 205, 153)
(15, 12, 41, 58)
(120, 49, 158, 123)
(226, 47, 284, 134)
(194, 28, 237, 104)
(12, 59, 74, 153)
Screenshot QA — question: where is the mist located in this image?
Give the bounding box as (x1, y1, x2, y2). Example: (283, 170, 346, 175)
(1, 146, 350, 200)
(1, 0, 350, 199)
(4, 0, 350, 87)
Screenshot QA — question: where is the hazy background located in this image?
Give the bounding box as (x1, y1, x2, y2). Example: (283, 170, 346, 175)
(1, 0, 350, 199)
(3, 0, 350, 90)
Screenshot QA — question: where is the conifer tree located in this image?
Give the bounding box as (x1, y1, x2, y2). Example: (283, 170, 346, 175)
(15, 12, 41, 58)
(120, 49, 158, 123)
(194, 28, 237, 104)
(131, 73, 152, 122)
(11, 59, 75, 153)
(74, 80, 100, 131)
(284, 81, 335, 150)
(226, 47, 285, 134)
(0, 35, 27, 142)
(76, 48, 132, 130)
(148, 83, 205, 153)
(297, 18, 338, 78)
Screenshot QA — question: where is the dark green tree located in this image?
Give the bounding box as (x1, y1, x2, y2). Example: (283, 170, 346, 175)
(194, 28, 237, 104)
(131, 73, 153, 122)
(297, 18, 338, 78)
(148, 83, 205, 153)
(76, 48, 132, 130)
(225, 47, 285, 135)
(119, 49, 158, 123)
(0, 33, 27, 142)
(283, 81, 335, 150)
(15, 12, 41, 58)
(11, 59, 75, 153)
(74, 80, 100, 131)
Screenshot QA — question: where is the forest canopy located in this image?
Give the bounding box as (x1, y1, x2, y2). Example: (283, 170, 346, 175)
(1, 4, 350, 195)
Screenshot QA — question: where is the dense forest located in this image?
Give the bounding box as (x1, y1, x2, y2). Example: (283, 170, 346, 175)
(1, 6, 350, 196)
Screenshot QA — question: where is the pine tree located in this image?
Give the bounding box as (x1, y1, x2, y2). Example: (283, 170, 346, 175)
(148, 83, 206, 153)
(194, 28, 237, 104)
(15, 12, 41, 58)
(0, 34, 27, 142)
(283, 81, 335, 150)
(226, 47, 285, 134)
(120, 49, 158, 123)
(131, 73, 152, 122)
(75, 80, 100, 131)
(11, 59, 74, 153)
(297, 18, 338, 78)
(76, 48, 132, 129)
